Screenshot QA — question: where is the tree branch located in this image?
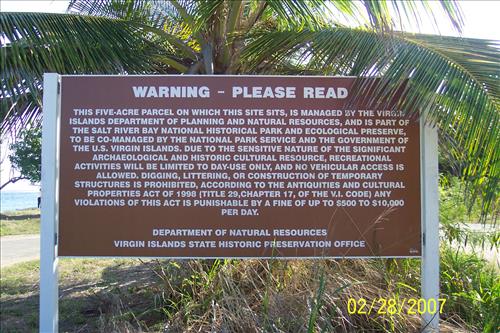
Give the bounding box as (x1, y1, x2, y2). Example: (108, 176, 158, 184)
(0, 176, 28, 191)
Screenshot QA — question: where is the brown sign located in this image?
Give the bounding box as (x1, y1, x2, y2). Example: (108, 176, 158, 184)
(58, 76, 420, 258)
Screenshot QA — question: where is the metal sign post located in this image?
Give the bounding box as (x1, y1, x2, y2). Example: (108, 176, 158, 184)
(420, 119, 440, 332)
(40, 73, 61, 333)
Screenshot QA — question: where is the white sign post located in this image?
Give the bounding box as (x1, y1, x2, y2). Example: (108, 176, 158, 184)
(421, 119, 440, 332)
(40, 73, 61, 333)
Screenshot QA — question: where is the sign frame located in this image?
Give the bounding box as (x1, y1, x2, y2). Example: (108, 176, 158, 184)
(39, 73, 439, 332)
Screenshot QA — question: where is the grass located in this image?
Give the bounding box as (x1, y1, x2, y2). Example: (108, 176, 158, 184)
(0, 208, 40, 236)
(386, 246, 499, 333)
(440, 245, 499, 332)
(1, 258, 161, 332)
(3, 254, 495, 332)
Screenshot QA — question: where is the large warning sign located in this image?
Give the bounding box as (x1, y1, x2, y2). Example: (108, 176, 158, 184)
(58, 76, 420, 257)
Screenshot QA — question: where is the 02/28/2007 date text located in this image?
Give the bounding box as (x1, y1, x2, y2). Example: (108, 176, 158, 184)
(347, 298, 446, 316)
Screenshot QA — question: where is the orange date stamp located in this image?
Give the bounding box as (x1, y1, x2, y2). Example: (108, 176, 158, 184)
(347, 298, 447, 316)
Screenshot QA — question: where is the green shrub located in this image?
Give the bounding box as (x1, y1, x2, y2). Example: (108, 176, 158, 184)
(440, 245, 499, 332)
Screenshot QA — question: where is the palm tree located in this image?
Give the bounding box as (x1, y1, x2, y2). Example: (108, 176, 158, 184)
(1, 0, 498, 212)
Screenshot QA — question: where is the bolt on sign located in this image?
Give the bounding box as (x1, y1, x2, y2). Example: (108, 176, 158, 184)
(58, 76, 420, 258)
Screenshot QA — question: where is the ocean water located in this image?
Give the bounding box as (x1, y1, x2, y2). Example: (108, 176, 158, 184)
(0, 191, 39, 213)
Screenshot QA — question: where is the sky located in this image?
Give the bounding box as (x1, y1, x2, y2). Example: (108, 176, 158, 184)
(0, 0, 499, 191)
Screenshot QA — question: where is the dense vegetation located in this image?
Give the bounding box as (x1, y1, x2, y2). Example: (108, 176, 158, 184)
(1, 250, 498, 332)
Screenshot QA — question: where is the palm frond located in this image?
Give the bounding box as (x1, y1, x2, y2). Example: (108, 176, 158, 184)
(265, 0, 329, 30)
(0, 12, 168, 134)
(358, 0, 464, 33)
(0, 91, 41, 135)
(68, 0, 174, 28)
(405, 34, 499, 105)
(241, 28, 499, 214)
